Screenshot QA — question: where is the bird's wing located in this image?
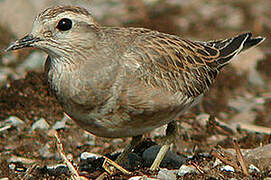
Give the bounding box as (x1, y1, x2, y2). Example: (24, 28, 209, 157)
(123, 30, 225, 97)
(115, 31, 264, 126)
(122, 31, 261, 97)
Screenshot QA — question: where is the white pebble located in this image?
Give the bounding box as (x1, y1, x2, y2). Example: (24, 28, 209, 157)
(47, 164, 67, 170)
(4, 116, 25, 127)
(80, 152, 102, 160)
(30, 118, 49, 131)
(178, 165, 197, 176)
(220, 165, 235, 172)
(249, 164, 260, 173)
(51, 117, 67, 130)
(157, 168, 177, 180)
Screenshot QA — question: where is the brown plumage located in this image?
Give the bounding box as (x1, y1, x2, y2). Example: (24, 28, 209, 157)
(6, 6, 265, 170)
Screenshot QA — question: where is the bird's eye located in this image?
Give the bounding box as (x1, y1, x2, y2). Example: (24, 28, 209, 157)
(56, 18, 73, 31)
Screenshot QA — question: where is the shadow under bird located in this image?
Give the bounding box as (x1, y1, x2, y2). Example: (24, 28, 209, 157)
(6, 6, 265, 171)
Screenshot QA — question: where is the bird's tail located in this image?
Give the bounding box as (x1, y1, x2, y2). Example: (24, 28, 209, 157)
(242, 33, 265, 51)
(206, 32, 265, 68)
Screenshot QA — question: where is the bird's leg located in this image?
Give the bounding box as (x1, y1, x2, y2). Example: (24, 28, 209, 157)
(150, 121, 178, 171)
(102, 135, 142, 175)
(115, 135, 143, 164)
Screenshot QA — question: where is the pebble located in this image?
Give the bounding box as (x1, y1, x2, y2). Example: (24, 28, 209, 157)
(220, 165, 235, 172)
(51, 116, 67, 130)
(8, 155, 36, 164)
(248, 164, 260, 173)
(178, 165, 197, 176)
(8, 163, 16, 170)
(0, 116, 25, 132)
(9, 162, 27, 172)
(46, 164, 69, 176)
(80, 152, 102, 160)
(157, 168, 177, 180)
(3, 116, 25, 127)
(30, 118, 50, 131)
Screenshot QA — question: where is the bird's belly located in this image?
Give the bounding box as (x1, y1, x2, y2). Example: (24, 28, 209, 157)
(65, 98, 195, 138)
(69, 111, 174, 138)
(81, 121, 160, 138)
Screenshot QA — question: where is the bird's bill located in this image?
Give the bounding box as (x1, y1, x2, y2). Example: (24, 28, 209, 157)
(5, 34, 41, 52)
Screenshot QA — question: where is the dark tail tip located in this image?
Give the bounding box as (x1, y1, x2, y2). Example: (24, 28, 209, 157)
(216, 32, 265, 68)
(243, 34, 265, 51)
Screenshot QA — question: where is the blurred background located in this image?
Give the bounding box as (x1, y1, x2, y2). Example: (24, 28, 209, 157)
(0, 0, 270, 178)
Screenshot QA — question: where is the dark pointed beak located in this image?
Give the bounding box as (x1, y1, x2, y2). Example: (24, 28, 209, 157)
(5, 34, 41, 52)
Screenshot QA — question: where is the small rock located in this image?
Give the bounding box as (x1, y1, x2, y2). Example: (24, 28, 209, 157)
(178, 165, 197, 176)
(8, 163, 16, 170)
(8, 155, 36, 164)
(0, 116, 25, 132)
(248, 164, 260, 173)
(157, 168, 177, 180)
(30, 118, 50, 131)
(213, 158, 222, 167)
(51, 117, 67, 130)
(80, 152, 102, 160)
(220, 165, 235, 172)
(9, 162, 27, 173)
(4, 116, 25, 128)
(46, 164, 69, 176)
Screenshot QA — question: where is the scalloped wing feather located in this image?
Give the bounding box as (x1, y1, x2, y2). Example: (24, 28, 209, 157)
(125, 30, 263, 97)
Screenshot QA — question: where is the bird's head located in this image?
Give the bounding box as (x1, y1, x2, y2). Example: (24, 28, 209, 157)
(6, 6, 99, 58)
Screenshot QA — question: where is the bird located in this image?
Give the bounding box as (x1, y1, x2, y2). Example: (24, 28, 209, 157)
(6, 6, 265, 171)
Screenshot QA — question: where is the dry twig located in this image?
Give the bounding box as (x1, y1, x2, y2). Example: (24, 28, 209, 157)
(55, 131, 88, 180)
(233, 139, 249, 176)
(211, 150, 239, 170)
